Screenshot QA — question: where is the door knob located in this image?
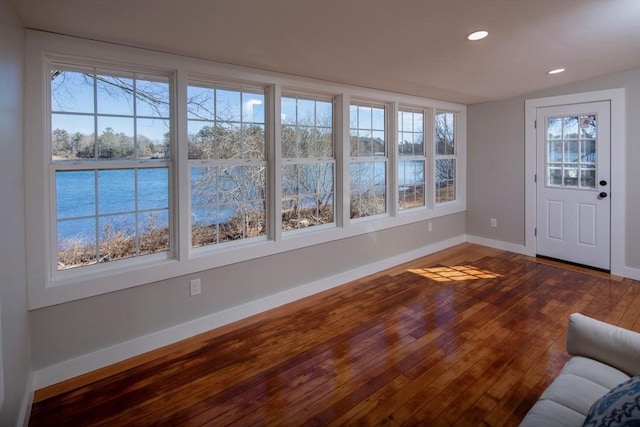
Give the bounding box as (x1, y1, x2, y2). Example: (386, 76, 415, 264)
(599, 192, 608, 198)
(599, 180, 607, 186)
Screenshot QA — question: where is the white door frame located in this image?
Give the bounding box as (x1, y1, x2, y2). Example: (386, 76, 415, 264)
(524, 88, 626, 276)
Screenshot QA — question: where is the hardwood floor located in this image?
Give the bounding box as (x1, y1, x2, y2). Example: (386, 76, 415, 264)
(29, 243, 640, 426)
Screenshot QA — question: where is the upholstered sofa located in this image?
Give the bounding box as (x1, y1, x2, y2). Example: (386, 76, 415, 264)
(520, 313, 640, 426)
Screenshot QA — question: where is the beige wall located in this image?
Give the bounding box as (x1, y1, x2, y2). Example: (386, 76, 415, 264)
(30, 213, 465, 369)
(0, 0, 31, 424)
(467, 68, 640, 269)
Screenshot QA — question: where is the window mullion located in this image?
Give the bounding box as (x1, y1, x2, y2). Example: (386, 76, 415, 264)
(336, 94, 349, 228)
(388, 102, 397, 217)
(270, 84, 282, 242)
(176, 68, 189, 259)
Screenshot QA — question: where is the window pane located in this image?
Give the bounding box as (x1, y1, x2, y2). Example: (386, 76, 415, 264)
(563, 164, 579, 187)
(436, 112, 455, 156)
(138, 168, 169, 210)
(316, 100, 332, 128)
(579, 115, 596, 139)
(216, 123, 243, 159)
(563, 140, 578, 162)
(98, 169, 135, 214)
(350, 161, 386, 218)
(57, 217, 97, 269)
(188, 85, 265, 161)
(372, 107, 385, 130)
(242, 92, 264, 124)
(563, 117, 579, 139)
(138, 210, 170, 255)
(216, 89, 241, 122)
(399, 160, 425, 210)
(545, 113, 599, 191)
(281, 96, 333, 159)
(548, 166, 562, 186)
(547, 117, 562, 139)
(52, 114, 95, 161)
(137, 118, 170, 159)
(350, 103, 387, 217)
(280, 96, 335, 232)
(51, 67, 174, 270)
(358, 106, 372, 129)
(548, 140, 562, 163)
(187, 85, 214, 120)
(188, 121, 216, 160)
(297, 99, 315, 124)
(99, 213, 136, 262)
(282, 163, 334, 231)
(581, 140, 596, 164)
(435, 159, 455, 203)
(51, 69, 94, 113)
(97, 117, 134, 160)
(190, 165, 266, 246)
(56, 170, 96, 219)
(136, 77, 170, 118)
(97, 74, 134, 116)
(398, 109, 424, 157)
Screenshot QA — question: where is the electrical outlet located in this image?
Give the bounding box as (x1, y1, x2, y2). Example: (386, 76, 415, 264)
(190, 278, 201, 296)
(428, 222, 433, 232)
(490, 218, 497, 228)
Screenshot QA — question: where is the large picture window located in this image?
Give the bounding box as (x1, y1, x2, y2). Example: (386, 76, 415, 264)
(187, 83, 267, 247)
(27, 33, 466, 308)
(398, 108, 426, 210)
(435, 112, 456, 203)
(349, 102, 387, 218)
(281, 95, 335, 231)
(51, 66, 172, 270)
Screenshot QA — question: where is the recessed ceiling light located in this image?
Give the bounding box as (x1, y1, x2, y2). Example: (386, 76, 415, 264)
(547, 68, 566, 75)
(467, 31, 488, 41)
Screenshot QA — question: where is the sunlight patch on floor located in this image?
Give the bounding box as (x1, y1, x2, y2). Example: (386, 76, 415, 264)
(408, 265, 502, 282)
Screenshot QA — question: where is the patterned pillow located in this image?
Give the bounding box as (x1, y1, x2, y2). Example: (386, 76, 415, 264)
(583, 374, 640, 427)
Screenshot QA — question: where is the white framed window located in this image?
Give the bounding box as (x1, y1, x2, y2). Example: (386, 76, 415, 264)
(25, 32, 467, 308)
(349, 102, 387, 218)
(187, 82, 267, 247)
(435, 111, 457, 203)
(398, 108, 427, 211)
(50, 64, 173, 272)
(281, 94, 335, 231)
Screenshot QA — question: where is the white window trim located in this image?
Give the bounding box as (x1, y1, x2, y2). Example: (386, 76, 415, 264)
(348, 100, 391, 220)
(280, 92, 337, 233)
(397, 106, 430, 213)
(25, 30, 466, 309)
(186, 80, 269, 248)
(48, 63, 176, 284)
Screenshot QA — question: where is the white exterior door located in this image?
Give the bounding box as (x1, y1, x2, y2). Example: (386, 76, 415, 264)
(536, 101, 611, 270)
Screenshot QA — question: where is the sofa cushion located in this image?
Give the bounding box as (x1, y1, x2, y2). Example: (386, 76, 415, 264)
(519, 356, 631, 427)
(567, 313, 640, 376)
(540, 373, 611, 417)
(582, 374, 640, 427)
(519, 399, 586, 427)
(563, 356, 631, 390)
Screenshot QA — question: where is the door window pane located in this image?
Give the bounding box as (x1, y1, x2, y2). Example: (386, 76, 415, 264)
(545, 114, 598, 190)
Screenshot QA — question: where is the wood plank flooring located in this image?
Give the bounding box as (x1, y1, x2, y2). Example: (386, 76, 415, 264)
(29, 243, 640, 426)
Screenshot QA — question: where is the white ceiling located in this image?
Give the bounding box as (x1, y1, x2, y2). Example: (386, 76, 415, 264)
(13, 0, 640, 104)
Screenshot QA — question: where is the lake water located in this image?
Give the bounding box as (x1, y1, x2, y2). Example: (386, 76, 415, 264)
(56, 161, 425, 241)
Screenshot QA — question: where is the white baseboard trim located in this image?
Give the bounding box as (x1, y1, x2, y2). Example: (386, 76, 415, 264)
(466, 235, 640, 281)
(465, 235, 528, 255)
(16, 374, 33, 427)
(33, 234, 466, 390)
(622, 266, 640, 281)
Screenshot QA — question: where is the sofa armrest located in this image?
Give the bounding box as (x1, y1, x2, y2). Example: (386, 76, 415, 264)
(566, 313, 640, 376)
